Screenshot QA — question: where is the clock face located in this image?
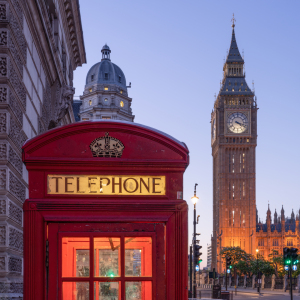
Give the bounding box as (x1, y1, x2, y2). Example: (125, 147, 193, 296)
(212, 119, 216, 140)
(227, 112, 248, 133)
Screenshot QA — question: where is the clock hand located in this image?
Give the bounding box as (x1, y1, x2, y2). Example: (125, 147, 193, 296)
(235, 121, 246, 127)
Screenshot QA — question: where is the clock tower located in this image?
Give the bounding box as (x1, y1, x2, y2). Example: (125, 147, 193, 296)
(211, 21, 258, 272)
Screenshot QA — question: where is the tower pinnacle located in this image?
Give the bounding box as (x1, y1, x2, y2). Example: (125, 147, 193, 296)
(231, 13, 236, 28)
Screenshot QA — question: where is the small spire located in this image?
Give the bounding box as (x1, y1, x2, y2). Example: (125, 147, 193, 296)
(231, 13, 236, 28)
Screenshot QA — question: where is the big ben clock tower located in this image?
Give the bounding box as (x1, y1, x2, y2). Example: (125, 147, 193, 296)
(211, 20, 258, 272)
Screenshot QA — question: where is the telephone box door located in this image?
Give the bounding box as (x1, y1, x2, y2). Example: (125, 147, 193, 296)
(48, 222, 165, 300)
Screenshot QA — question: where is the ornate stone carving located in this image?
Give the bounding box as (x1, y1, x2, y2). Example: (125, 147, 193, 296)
(9, 117, 27, 149)
(0, 282, 23, 293)
(8, 256, 22, 273)
(0, 86, 8, 102)
(8, 146, 22, 174)
(9, 13, 26, 59)
(0, 4, 6, 20)
(0, 56, 7, 76)
(0, 256, 5, 270)
(8, 227, 23, 251)
(0, 30, 7, 46)
(0, 169, 6, 189)
(54, 84, 75, 125)
(9, 92, 22, 124)
(0, 225, 6, 246)
(0, 113, 6, 133)
(8, 201, 22, 225)
(42, 79, 51, 128)
(11, 0, 23, 24)
(0, 143, 7, 159)
(9, 64, 26, 107)
(0, 199, 6, 214)
(9, 172, 25, 203)
(8, 36, 22, 73)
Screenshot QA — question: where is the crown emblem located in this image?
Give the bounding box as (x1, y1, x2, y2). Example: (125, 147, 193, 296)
(90, 132, 125, 158)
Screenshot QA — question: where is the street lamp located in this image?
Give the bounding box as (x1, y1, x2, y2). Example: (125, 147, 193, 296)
(191, 183, 199, 298)
(256, 249, 260, 294)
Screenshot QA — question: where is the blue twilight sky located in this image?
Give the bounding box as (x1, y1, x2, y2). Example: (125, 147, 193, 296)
(74, 0, 300, 267)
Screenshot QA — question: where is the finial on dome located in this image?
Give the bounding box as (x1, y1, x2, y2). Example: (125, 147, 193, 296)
(101, 44, 111, 61)
(231, 13, 236, 28)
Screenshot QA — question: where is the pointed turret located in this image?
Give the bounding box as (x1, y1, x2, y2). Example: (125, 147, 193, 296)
(281, 205, 285, 220)
(266, 204, 271, 223)
(219, 19, 254, 97)
(274, 209, 278, 224)
(291, 209, 295, 220)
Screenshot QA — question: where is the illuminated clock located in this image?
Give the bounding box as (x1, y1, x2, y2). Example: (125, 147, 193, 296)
(227, 112, 248, 133)
(212, 118, 216, 140)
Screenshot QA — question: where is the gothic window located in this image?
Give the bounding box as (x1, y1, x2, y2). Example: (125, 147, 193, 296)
(232, 211, 235, 227)
(243, 182, 245, 197)
(273, 240, 279, 246)
(102, 116, 111, 119)
(232, 154, 235, 173)
(89, 88, 92, 92)
(242, 153, 245, 172)
(229, 154, 231, 172)
(232, 184, 235, 200)
(104, 87, 108, 90)
(243, 214, 245, 226)
(258, 239, 264, 246)
(247, 139, 249, 143)
(89, 100, 92, 106)
(287, 240, 293, 246)
(229, 211, 231, 226)
(229, 182, 231, 199)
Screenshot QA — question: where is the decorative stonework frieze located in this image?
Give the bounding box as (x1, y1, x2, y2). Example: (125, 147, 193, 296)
(0, 169, 6, 189)
(9, 13, 26, 59)
(0, 143, 7, 159)
(8, 146, 22, 174)
(0, 256, 5, 270)
(8, 172, 25, 203)
(0, 30, 7, 46)
(0, 112, 7, 133)
(8, 201, 21, 225)
(0, 199, 6, 214)
(8, 36, 22, 73)
(0, 282, 23, 293)
(0, 3, 7, 20)
(8, 227, 23, 251)
(42, 79, 51, 128)
(9, 117, 27, 149)
(10, 0, 22, 24)
(9, 92, 22, 124)
(0, 56, 7, 76)
(8, 256, 22, 273)
(9, 64, 26, 107)
(0, 86, 8, 102)
(0, 225, 6, 246)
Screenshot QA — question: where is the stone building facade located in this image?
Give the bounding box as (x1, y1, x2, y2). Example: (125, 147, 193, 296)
(0, 0, 86, 298)
(74, 44, 134, 122)
(256, 206, 300, 259)
(211, 21, 258, 273)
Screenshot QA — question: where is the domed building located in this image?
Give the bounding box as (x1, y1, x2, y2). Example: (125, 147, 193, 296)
(74, 45, 134, 121)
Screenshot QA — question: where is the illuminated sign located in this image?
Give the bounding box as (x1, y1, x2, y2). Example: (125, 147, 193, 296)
(47, 175, 166, 196)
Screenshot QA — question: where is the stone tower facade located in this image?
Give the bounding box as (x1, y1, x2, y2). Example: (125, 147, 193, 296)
(211, 22, 258, 272)
(0, 0, 86, 298)
(77, 44, 134, 122)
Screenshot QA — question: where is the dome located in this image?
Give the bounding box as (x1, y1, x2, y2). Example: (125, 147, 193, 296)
(85, 45, 127, 90)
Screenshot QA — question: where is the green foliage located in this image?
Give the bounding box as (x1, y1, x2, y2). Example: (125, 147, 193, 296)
(220, 247, 275, 276)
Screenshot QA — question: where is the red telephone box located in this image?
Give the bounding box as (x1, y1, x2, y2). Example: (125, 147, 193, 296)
(22, 121, 189, 300)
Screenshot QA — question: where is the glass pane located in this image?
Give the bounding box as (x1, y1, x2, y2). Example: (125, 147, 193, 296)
(62, 282, 89, 300)
(125, 237, 152, 277)
(94, 282, 120, 300)
(94, 237, 120, 277)
(125, 282, 152, 300)
(62, 237, 90, 277)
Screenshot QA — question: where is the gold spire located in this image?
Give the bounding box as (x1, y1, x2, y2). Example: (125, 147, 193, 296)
(231, 13, 236, 28)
